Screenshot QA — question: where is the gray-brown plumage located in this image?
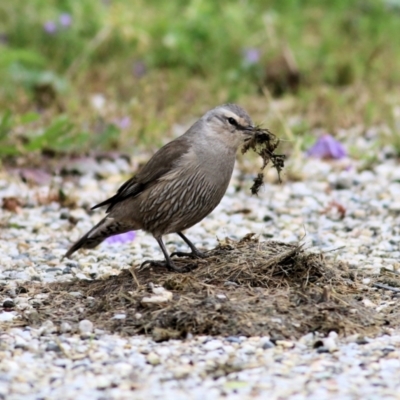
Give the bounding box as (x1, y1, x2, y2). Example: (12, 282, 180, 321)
(64, 104, 255, 272)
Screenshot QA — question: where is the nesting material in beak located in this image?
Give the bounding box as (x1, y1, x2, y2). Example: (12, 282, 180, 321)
(241, 127, 286, 195)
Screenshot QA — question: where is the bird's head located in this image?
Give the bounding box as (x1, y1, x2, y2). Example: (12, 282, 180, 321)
(200, 104, 255, 150)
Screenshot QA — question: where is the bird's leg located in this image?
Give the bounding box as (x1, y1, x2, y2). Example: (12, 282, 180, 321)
(170, 232, 208, 259)
(141, 236, 196, 273)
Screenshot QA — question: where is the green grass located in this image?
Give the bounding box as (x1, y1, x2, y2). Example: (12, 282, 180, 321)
(1, 0, 400, 158)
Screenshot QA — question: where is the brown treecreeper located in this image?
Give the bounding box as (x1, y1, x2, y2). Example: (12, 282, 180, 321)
(65, 104, 271, 272)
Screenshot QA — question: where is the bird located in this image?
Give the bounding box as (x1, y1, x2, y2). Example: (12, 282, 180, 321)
(64, 103, 255, 272)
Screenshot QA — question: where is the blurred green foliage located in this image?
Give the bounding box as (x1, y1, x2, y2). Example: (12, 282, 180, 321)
(1, 0, 400, 156)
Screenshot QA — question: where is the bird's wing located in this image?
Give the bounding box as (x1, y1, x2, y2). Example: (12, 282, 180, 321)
(91, 136, 191, 213)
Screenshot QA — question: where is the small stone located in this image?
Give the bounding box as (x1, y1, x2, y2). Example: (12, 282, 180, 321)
(355, 336, 369, 345)
(352, 209, 366, 219)
(389, 202, 400, 213)
(45, 342, 62, 352)
(381, 241, 394, 252)
(332, 174, 353, 189)
(276, 340, 295, 349)
(14, 343, 29, 350)
(96, 376, 113, 389)
(242, 344, 256, 354)
(59, 211, 70, 220)
(172, 366, 191, 379)
(40, 320, 57, 335)
(261, 340, 275, 349)
(73, 273, 89, 282)
(3, 299, 15, 308)
(147, 352, 160, 365)
(203, 340, 223, 351)
(299, 333, 315, 346)
(60, 322, 72, 333)
(78, 319, 93, 335)
(323, 332, 338, 352)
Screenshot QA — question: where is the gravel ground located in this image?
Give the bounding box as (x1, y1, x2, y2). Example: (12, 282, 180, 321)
(1, 144, 400, 399)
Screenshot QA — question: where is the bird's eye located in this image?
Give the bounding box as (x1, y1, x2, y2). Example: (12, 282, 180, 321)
(227, 117, 238, 126)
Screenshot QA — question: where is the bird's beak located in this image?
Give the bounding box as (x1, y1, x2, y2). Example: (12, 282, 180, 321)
(242, 126, 256, 139)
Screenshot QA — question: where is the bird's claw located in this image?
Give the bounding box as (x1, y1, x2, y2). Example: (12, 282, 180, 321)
(170, 250, 208, 259)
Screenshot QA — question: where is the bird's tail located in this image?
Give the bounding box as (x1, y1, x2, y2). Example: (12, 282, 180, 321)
(64, 217, 131, 259)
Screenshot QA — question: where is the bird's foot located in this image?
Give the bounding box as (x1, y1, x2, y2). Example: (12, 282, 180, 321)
(140, 259, 197, 273)
(170, 249, 208, 259)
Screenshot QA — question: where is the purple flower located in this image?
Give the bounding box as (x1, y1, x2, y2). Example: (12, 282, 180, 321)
(243, 48, 260, 65)
(43, 21, 57, 34)
(104, 231, 136, 245)
(113, 116, 131, 130)
(306, 134, 347, 160)
(59, 13, 72, 27)
(132, 61, 147, 78)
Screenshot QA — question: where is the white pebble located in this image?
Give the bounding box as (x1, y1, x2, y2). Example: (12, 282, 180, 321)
(78, 319, 94, 334)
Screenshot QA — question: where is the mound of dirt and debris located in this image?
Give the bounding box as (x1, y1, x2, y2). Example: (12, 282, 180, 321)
(3, 235, 400, 341)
